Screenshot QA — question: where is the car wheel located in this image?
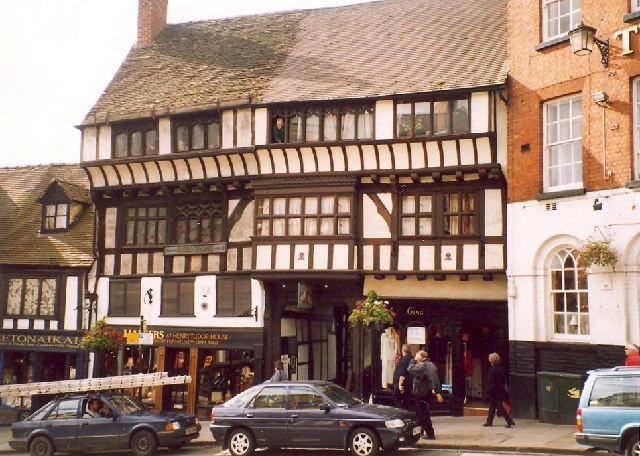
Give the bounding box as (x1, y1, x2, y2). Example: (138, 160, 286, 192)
(29, 436, 54, 456)
(227, 428, 256, 456)
(130, 430, 158, 456)
(626, 435, 640, 456)
(350, 427, 379, 456)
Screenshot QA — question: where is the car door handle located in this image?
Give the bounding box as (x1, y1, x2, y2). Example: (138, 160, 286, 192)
(245, 414, 254, 418)
(290, 414, 299, 419)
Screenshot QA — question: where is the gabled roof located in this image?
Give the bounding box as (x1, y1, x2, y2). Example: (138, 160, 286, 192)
(0, 165, 94, 268)
(37, 180, 92, 205)
(81, 0, 507, 125)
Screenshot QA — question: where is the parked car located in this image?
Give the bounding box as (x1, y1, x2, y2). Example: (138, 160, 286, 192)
(9, 391, 200, 456)
(575, 366, 640, 456)
(210, 380, 421, 456)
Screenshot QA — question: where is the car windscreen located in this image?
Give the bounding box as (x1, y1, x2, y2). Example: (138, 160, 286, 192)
(108, 394, 146, 414)
(223, 384, 262, 408)
(317, 383, 362, 407)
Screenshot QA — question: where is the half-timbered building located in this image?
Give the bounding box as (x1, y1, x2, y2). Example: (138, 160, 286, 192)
(79, 0, 507, 417)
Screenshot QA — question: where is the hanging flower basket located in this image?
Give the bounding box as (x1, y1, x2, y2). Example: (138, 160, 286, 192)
(577, 238, 619, 271)
(80, 317, 124, 351)
(348, 290, 395, 328)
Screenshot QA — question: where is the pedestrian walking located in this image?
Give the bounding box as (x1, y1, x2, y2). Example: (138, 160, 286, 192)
(483, 352, 515, 428)
(392, 344, 413, 409)
(407, 349, 443, 440)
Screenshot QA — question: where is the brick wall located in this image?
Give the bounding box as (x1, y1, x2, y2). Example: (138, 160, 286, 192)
(137, 0, 168, 45)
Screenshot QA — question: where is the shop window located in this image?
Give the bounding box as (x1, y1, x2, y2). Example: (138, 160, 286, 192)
(161, 278, 194, 316)
(109, 279, 141, 317)
(396, 97, 469, 138)
(173, 114, 221, 152)
(216, 277, 251, 317)
(175, 201, 223, 244)
(271, 104, 373, 144)
(196, 349, 254, 413)
(251, 385, 286, 408)
(1, 352, 35, 409)
(43, 203, 69, 231)
(256, 194, 352, 236)
(551, 248, 588, 336)
(543, 94, 582, 192)
(112, 120, 159, 158)
(4, 277, 57, 318)
(124, 206, 167, 246)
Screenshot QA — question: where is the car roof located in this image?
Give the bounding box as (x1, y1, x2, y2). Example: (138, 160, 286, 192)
(587, 366, 640, 375)
(261, 380, 335, 386)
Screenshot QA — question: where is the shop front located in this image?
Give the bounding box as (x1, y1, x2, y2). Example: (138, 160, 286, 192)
(0, 330, 87, 420)
(112, 326, 264, 420)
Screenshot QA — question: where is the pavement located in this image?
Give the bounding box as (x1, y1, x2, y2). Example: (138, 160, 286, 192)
(0, 415, 596, 455)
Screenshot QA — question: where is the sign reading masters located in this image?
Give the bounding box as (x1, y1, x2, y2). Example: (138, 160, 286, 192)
(121, 327, 262, 348)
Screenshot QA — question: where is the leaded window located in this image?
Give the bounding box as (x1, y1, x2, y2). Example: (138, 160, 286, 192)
(161, 278, 194, 316)
(175, 202, 223, 244)
(396, 97, 469, 138)
(112, 121, 159, 158)
(174, 114, 221, 152)
(124, 207, 167, 246)
(5, 277, 57, 318)
(443, 192, 477, 235)
(43, 203, 69, 231)
(109, 279, 141, 317)
(551, 248, 588, 335)
(542, 0, 581, 42)
(544, 94, 582, 191)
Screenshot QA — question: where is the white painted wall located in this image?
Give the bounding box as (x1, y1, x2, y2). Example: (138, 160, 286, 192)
(158, 118, 171, 155)
(375, 100, 394, 140)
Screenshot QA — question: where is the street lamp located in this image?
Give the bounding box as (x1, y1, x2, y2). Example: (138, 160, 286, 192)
(568, 22, 609, 68)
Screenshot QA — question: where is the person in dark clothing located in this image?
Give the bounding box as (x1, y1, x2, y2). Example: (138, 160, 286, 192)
(273, 116, 285, 143)
(392, 344, 413, 409)
(483, 352, 515, 428)
(407, 350, 443, 440)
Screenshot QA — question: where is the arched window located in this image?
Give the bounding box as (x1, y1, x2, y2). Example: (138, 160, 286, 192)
(551, 248, 588, 335)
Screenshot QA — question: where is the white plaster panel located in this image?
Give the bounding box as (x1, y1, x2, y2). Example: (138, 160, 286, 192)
(300, 147, 317, 172)
(313, 244, 329, 269)
(363, 245, 374, 270)
(115, 164, 134, 185)
(103, 166, 119, 187)
(496, 98, 507, 170)
(140, 277, 162, 325)
(136, 253, 148, 275)
(64, 276, 78, 331)
(159, 118, 171, 155)
(393, 143, 410, 170)
(256, 245, 272, 269)
(242, 247, 252, 270)
(187, 158, 205, 180)
(222, 111, 234, 149)
(86, 167, 106, 188)
(153, 252, 164, 274)
(294, 245, 309, 270)
(33, 320, 44, 330)
(442, 141, 459, 167)
(275, 245, 291, 269)
(471, 91, 489, 134)
(144, 162, 162, 183)
(425, 142, 441, 167)
(227, 248, 238, 271)
(243, 152, 259, 175)
(331, 146, 346, 171)
(17, 319, 29, 329)
(2, 320, 14, 329)
(104, 255, 115, 275)
(317, 147, 332, 172)
(345, 146, 362, 171)
(485, 244, 504, 269)
(217, 155, 233, 177)
(379, 245, 391, 270)
(202, 156, 219, 178)
(477, 137, 492, 164)
(397, 245, 414, 270)
(485, 189, 503, 236)
(229, 200, 254, 242)
(362, 194, 392, 238)
(353, 245, 358, 269)
(99, 125, 112, 160)
(120, 254, 133, 275)
(409, 142, 426, 169)
(236, 109, 252, 148)
(105, 207, 117, 249)
(463, 244, 479, 270)
(332, 244, 349, 269)
(229, 153, 245, 177)
(459, 139, 475, 166)
(254, 108, 268, 145)
(174, 159, 190, 180)
(158, 161, 176, 182)
(285, 148, 301, 173)
(81, 127, 97, 162)
(193, 275, 215, 320)
(272, 149, 287, 174)
(207, 254, 220, 271)
(377, 144, 392, 170)
(172, 256, 186, 273)
(441, 245, 457, 270)
(419, 245, 435, 270)
(128, 163, 146, 184)
(375, 100, 394, 140)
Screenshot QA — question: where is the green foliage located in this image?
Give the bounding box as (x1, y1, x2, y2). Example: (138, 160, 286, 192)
(79, 317, 123, 351)
(578, 238, 619, 270)
(348, 290, 395, 327)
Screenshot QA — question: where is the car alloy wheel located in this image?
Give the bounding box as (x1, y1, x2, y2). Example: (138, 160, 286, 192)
(350, 427, 379, 456)
(29, 436, 54, 456)
(626, 436, 640, 456)
(131, 430, 158, 456)
(228, 428, 256, 456)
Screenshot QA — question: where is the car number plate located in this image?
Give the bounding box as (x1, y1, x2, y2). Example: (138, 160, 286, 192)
(412, 426, 422, 435)
(186, 426, 198, 435)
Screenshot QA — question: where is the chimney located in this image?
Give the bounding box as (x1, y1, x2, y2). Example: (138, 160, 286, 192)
(137, 0, 168, 45)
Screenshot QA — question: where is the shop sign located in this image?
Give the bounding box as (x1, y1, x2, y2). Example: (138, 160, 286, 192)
(164, 243, 227, 256)
(122, 327, 261, 348)
(615, 25, 640, 55)
(0, 332, 81, 349)
(405, 306, 425, 317)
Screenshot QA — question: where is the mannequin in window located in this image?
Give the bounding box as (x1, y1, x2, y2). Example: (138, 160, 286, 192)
(381, 327, 399, 388)
(273, 116, 285, 143)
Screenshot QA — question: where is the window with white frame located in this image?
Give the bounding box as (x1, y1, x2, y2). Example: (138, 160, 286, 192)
(542, 0, 581, 42)
(633, 78, 640, 180)
(551, 248, 588, 336)
(544, 94, 582, 191)
(633, 0, 640, 12)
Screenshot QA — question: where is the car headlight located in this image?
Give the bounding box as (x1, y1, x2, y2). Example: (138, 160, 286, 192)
(385, 419, 404, 428)
(165, 421, 181, 431)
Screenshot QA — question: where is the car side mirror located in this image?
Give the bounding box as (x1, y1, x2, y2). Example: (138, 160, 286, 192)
(319, 402, 331, 412)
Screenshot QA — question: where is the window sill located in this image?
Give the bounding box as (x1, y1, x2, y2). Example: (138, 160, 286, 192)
(536, 187, 586, 201)
(159, 314, 196, 317)
(623, 11, 640, 23)
(625, 179, 640, 189)
(535, 35, 570, 52)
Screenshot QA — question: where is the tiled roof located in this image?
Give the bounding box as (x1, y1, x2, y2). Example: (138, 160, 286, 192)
(0, 165, 95, 267)
(82, 0, 506, 125)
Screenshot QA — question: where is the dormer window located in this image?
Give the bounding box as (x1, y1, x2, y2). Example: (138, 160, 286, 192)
(44, 203, 69, 230)
(38, 180, 90, 234)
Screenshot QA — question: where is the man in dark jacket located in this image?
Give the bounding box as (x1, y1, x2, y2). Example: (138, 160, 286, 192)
(392, 344, 413, 409)
(407, 350, 443, 440)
